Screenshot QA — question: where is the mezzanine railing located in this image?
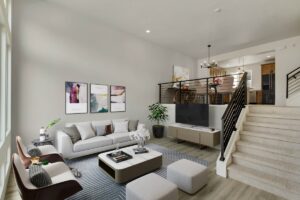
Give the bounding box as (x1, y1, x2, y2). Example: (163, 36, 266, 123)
(286, 66, 300, 98)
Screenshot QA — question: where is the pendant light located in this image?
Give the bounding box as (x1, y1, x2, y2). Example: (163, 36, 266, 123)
(201, 44, 218, 68)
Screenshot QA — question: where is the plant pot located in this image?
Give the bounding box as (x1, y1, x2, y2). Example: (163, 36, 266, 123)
(152, 125, 164, 138)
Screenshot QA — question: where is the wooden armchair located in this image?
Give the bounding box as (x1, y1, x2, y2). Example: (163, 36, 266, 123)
(12, 153, 82, 200)
(16, 136, 64, 168)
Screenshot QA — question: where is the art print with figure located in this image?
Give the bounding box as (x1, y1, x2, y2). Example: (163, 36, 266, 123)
(65, 81, 88, 114)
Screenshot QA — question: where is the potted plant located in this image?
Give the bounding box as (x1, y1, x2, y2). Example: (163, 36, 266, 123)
(148, 103, 168, 138)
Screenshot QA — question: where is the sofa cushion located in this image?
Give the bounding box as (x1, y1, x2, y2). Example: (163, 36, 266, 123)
(128, 120, 139, 132)
(63, 125, 81, 143)
(73, 136, 113, 152)
(113, 121, 129, 133)
(106, 132, 131, 144)
(95, 125, 106, 136)
(91, 120, 112, 131)
(105, 124, 113, 135)
(76, 123, 95, 140)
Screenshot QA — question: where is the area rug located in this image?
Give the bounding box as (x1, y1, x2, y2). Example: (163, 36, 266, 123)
(66, 143, 208, 200)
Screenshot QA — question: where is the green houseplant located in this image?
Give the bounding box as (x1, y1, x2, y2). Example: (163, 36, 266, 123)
(148, 103, 168, 138)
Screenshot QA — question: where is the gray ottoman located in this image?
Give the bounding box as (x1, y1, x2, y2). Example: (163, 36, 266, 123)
(126, 173, 178, 200)
(167, 159, 208, 194)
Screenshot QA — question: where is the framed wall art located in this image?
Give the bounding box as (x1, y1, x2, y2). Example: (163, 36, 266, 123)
(110, 85, 126, 112)
(90, 84, 109, 113)
(65, 81, 88, 114)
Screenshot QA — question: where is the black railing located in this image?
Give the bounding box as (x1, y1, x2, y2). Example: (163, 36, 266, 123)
(158, 74, 243, 105)
(286, 67, 300, 98)
(220, 72, 247, 161)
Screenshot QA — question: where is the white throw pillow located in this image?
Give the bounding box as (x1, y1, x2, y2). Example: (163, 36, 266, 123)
(113, 121, 129, 133)
(76, 123, 95, 140)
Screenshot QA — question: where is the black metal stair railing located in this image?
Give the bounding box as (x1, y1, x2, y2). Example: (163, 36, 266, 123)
(286, 66, 300, 98)
(220, 72, 247, 161)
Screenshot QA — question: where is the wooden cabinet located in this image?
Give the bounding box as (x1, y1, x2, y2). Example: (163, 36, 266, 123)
(167, 125, 220, 147)
(177, 128, 200, 144)
(167, 126, 178, 138)
(261, 63, 275, 75)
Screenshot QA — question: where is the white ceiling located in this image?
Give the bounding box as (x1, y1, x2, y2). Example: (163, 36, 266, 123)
(52, 0, 300, 58)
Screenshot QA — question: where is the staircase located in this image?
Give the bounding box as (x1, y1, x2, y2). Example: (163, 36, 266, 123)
(228, 105, 300, 200)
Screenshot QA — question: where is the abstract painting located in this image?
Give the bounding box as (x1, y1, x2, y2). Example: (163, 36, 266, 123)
(65, 82, 88, 114)
(90, 84, 108, 113)
(110, 85, 126, 112)
(173, 65, 190, 88)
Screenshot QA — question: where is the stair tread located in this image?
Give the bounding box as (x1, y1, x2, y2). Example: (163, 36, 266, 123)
(247, 113, 300, 120)
(228, 164, 300, 196)
(244, 121, 300, 131)
(240, 131, 300, 143)
(236, 140, 300, 157)
(232, 152, 300, 174)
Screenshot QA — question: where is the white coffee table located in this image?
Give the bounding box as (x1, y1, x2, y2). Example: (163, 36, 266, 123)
(98, 145, 162, 183)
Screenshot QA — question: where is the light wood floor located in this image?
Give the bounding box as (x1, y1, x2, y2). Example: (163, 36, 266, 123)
(5, 137, 285, 200)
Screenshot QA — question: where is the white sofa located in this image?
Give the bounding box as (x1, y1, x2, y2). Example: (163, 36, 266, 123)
(56, 119, 143, 159)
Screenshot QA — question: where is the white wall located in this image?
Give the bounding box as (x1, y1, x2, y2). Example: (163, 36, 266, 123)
(197, 36, 300, 106)
(11, 1, 196, 148)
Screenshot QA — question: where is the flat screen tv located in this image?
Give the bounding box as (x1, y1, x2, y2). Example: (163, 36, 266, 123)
(176, 104, 209, 127)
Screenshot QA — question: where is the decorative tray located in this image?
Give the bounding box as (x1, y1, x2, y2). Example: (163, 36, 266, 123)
(107, 151, 133, 163)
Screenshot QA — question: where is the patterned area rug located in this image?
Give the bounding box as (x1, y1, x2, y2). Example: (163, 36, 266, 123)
(66, 143, 208, 200)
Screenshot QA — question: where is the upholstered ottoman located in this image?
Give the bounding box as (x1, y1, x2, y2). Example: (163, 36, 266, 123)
(126, 173, 178, 200)
(167, 159, 208, 194)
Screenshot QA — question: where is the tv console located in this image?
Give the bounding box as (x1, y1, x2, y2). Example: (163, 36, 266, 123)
(167, 123, 220, 148)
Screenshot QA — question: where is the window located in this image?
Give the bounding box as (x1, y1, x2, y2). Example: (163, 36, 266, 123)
(0, 0, 12, 198)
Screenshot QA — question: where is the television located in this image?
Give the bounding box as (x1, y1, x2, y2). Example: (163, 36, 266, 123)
(176, 104, 209, 127)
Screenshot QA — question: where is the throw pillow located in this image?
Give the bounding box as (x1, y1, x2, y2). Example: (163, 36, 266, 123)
(76, 123, 95, 140)
(105, 124, 112, 135)
(63, 125, 81, 143)
(27, 147, 42, 157)
(128, 120, 139, 132)
(113, 121, 129, 133)
(95, 125, 106, 136)
(29, 165, 52, 187)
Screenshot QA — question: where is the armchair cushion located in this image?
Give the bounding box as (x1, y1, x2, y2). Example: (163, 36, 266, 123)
(28, 147, 42, 157)
(63, 125, 81, 143)
(29, 165, 52, 188)
(128, 120, 139, 131)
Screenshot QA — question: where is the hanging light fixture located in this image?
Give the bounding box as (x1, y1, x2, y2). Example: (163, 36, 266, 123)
(201, 44, 218, 68)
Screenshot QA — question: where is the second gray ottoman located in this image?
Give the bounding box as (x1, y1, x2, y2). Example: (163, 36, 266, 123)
(167, 159, 208, 194)
(126, 173, 178, 200)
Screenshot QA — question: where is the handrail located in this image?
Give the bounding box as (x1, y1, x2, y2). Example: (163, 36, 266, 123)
(286, 66, 300, 98)
(220, 72, 247, 161)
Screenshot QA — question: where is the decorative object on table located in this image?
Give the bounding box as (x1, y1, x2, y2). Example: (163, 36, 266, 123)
(148, 103, 168, 138)
(65, 81, 88, 114)
(106, 151, 133, 163)
(39, 118, 61, 142)
(173, 65, 190, 88)
(90, 84, 109, 113)
(110, 85, 126, 112)
(129, 127, 151, 153)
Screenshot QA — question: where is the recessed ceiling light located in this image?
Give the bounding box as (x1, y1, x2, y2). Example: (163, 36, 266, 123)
(146, 30, 151, 34)
(214, 8, 222, 13)
(266, 55, 272, 58)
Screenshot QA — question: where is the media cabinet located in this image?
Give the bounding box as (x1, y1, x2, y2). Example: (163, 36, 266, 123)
(167, 123, 220, 148)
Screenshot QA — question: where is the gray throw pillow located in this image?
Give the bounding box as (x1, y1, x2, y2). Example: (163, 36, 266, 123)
(28, 148, 42, 157)
(63, 125, 81, 143)
(128, 120, 139, 132)
(95, 125, 106, 136)
(29, 165, 52, 187)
